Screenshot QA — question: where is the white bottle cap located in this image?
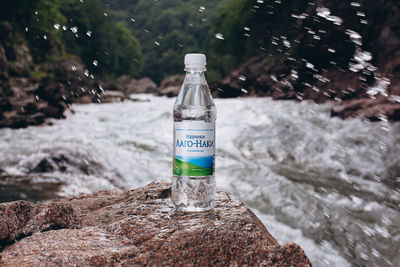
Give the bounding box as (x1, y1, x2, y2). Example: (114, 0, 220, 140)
(184, 53, 206, 71)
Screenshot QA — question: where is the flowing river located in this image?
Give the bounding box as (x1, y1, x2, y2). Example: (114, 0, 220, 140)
(1, 95, 399, 266)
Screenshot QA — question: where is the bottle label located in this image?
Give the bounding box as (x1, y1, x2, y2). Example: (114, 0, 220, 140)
(173, 121, 215, 176)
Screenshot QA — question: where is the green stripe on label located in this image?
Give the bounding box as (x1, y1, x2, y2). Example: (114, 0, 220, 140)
(173, 157, 213, 176)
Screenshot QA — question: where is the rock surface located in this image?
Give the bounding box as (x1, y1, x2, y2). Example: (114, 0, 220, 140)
(0, 182, 311, 266)
(155, 75, 183, 97)
(102, 76, 157, 97)
(0, 22, 104, 129)
(216, 55, 400, 121)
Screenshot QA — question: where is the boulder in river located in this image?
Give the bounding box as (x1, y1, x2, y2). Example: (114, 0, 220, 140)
(331, 96, 400, 121)
(102, 76, 157, 97)
(0, 182, 311, 266)
(155, 75, 183, 97)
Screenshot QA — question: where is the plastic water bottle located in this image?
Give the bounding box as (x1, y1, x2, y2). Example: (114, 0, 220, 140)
(172, 53, 216, 212)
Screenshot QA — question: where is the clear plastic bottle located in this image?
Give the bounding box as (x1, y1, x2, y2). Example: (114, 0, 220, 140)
(172, 53, 216, 212)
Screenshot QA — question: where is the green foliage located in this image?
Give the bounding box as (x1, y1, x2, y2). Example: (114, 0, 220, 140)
(208, 0, 312, 77)
(29, 71, 54, 81)
(102, 0, 226, 83)
(0, 0, 66, 62)
(0, 0, 142, 78)
(60, 0, 142, 77)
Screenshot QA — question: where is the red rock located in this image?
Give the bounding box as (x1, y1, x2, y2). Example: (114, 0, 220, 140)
(0, 182, 311, 266)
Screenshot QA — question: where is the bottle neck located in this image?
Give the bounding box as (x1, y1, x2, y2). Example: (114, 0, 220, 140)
(183, 70, 207, 85)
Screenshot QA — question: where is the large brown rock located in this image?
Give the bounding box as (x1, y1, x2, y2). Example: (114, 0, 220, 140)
(331, 96, 400, 121)
(124, 77, 157, 95)
(0, 182, 311, 266)
(0, 54, 101, 129)
(155, 75, 183, 97)
(102, 76, 157, 97)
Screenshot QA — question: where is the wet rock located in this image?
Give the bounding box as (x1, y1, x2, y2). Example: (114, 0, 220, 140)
(0, 54, 101, 129)
(7, 41, 32, 77)
(155, 75, 183, 97)
(0, 200, 76, 246)
(0, 44, 8, 79)
(0, 22, 32, 78)
(0, 172, 64, 202)
(75, 95, 93, 104)
(157, 85, 181, 97)
(36, 56, 86, 81)
(102, 76, 157, 97)
(125, 77, 157, 94)
(30, 159, 55, 173)
(217, 54, 400, 121)
(331, 96, 400, 122)
(99, 90, 125, 103)
(0, 182, 311, 266)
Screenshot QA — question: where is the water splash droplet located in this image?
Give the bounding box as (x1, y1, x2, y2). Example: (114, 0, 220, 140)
(316, 7, 343, 25)
(291, 13, 307, 19)
(70, 27, 78, 33)
(283, 40, 291, 48)
(92, 60, 98, 66)
(86, 31, 92, 37)
(356, 11, 365, 17)
(53, 24, 60, 30)
(215, 33, 224, 40)
(306, 62, 315, 69)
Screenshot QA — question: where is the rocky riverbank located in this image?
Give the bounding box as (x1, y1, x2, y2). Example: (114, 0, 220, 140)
(0, 21, 157, 129)
(0, 182, 311, 266)
(214, 55, 400, 122)
(211, 0, 400, 122)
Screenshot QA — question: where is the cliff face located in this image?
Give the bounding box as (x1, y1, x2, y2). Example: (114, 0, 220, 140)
(0, 182, 312, 266)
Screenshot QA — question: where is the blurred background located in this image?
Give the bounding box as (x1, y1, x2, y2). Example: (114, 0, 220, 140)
(0, 0, 399, 266)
